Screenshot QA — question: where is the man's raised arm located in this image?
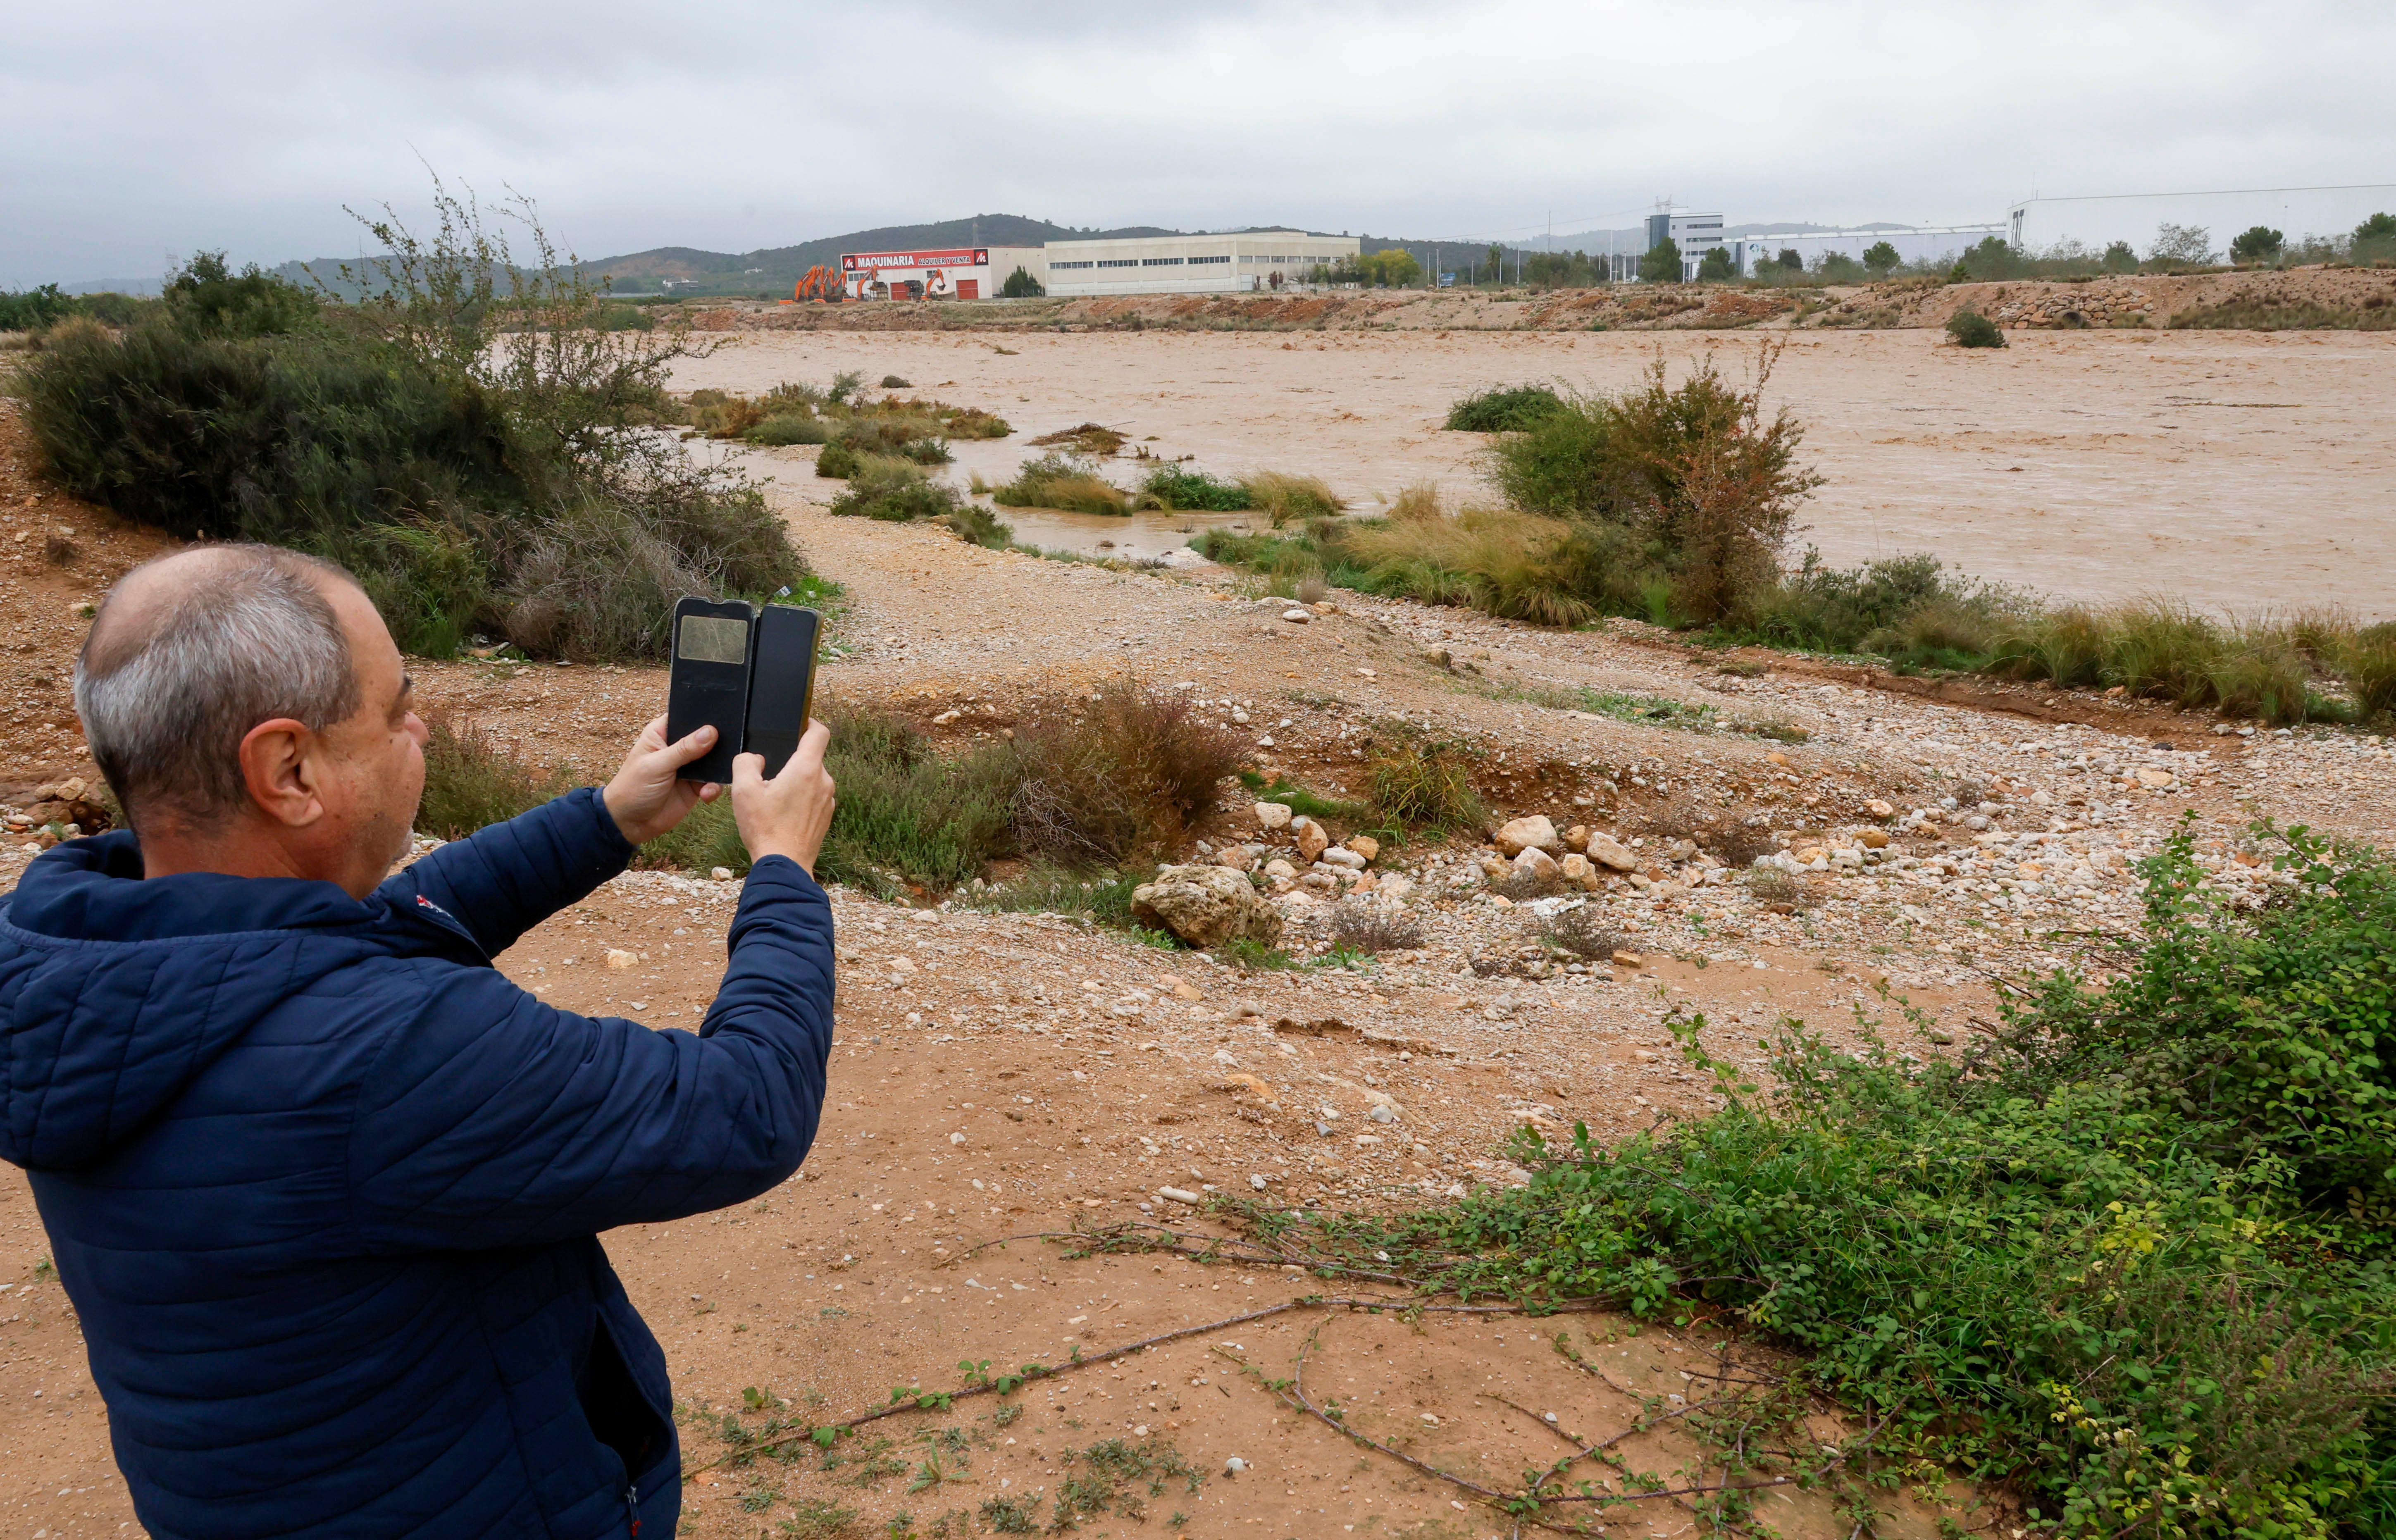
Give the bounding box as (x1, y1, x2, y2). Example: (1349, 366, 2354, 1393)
(378, 717, 721, 956)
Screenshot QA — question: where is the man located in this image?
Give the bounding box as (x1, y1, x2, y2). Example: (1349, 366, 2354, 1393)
(0, 544, 838, 1539)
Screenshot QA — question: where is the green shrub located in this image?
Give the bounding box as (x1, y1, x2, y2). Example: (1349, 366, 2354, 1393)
(1137, 464, 1249, 512)
(989, 453, 1130, 515)
(1729, 550, 1998, 655)
(164, 251, 322, 339)
(744, 414, 832, 446)
(9, 202, 802, 661)
(943, 502, 1014, 550)
(998, 266, 1044, 300)
(1444, 384, 1566, 433)
(1637, 238, 1681, 284)
(414, 715, 578, 839)
(811, 709, 1020, 895)
(827, 456, 960, 522)
(1398, 823, 2396, 1539)
(1946, 309, 2006, 347)
(2230, 224, 2286, 265)
(837, 414, 951, 464)
(815, 440, 859, 478)
(0, 283, 79, 333)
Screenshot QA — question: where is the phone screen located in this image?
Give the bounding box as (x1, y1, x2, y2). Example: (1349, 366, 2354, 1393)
(744, 606, 820, 778)
(665, 597, 754, 784)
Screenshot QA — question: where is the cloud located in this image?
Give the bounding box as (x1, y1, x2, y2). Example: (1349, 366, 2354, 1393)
(5, 0, 2393, 285)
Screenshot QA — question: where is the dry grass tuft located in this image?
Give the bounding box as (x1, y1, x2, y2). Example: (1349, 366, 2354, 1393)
(990, 453, 1132, 516)
(1327, 904, 1425, 954)
(1030, 422, 1127, 455)
(1366, 730, 1483, 831)
(1011, 682, 1243, 866)
(415, 714, 578, 841)
(1240, 470, 1343, 527)
(1536, 904, 1623, 960)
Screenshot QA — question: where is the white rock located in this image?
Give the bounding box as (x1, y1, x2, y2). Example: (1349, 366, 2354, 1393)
(1249, 1173, 1268, 1191)
(1253, 801, 1292, 830)
(1558, 853, 1597, 890)
(1367, 1104, 1397, 1123)
(1494, 815, 1560, 858)
(1130, 865, 1284, 948)
(1159, 1186, 1202, 1204)
(1513, 847, 1560, 881)
(709, 866, 734, 881)
(949, 1132, 967, 1145)
(1225, 1458, 1249, 1475)
(1281, 608, 1312, 624)
(1320, 847, 1365, 870)
(604, 949, 638, 970)
(1585, 832, 1638, 872)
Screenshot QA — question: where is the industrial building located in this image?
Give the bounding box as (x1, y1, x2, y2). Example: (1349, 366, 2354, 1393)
(1644, 210, 1726, 281)
(837, 231, 1358, 300)
(838, 245, 1044, 301)
(1040, 231, 1358, 297)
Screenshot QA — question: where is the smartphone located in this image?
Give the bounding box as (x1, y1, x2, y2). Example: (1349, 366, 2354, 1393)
(743, 605, 821, 778)
(665, 597, 754, 784)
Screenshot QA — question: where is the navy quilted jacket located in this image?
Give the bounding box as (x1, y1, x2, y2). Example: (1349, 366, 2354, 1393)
(0, 788, 836, 1539)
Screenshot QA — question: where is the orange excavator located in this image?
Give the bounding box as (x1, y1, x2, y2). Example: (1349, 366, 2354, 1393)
(794, 264, 845, 303)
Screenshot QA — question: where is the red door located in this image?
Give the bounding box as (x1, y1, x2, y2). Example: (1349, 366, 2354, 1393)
(957, 279, 980, 300)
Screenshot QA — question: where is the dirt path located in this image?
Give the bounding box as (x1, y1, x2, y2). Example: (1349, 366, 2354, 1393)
(676, 327, 2396, 620)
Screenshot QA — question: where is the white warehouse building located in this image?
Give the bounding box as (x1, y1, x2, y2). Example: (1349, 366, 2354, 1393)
(1040, 231, 1359, 297)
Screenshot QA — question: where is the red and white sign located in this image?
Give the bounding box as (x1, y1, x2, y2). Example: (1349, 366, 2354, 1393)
(842, 248, 988, 272)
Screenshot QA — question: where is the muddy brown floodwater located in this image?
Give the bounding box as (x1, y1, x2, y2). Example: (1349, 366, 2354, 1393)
(674, 327, 2396, 619)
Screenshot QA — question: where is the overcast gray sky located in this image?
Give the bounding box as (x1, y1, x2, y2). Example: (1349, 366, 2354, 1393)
(5, 0, 2391, 287)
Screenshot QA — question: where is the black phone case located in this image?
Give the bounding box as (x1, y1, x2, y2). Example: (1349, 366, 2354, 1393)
(743, 606, 820, 778)
(665, 597, 755, 784)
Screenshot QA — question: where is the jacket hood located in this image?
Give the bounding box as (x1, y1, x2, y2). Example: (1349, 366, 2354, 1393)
(0, 832, 407, 1172)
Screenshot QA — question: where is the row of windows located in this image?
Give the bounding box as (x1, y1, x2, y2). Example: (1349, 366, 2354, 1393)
(1187, 254, 1230, 265)
(1097, 259, 1140, 268)
(1049, 260, 1095, 270)
(1239, 255, 1300, 264)
(1140, 257, 1184, 266)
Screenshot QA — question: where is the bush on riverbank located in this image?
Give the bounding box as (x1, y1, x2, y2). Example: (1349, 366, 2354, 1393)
(10, 195, 804, 660)
(1363, 822, 2396, 1538)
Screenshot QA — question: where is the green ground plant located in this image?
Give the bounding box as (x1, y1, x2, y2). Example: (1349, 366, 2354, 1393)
(987, 453, 1131, 515)
(10, 195, 803, 661)
(1444, 384, 1566, 432)
(1946, 309, 2007, 347)
(1377, 821, 2396, 1540)
(827, 456, 962, 522)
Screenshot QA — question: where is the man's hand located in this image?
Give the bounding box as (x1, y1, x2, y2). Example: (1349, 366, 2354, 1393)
(602, 715, 722, 846)
(731, 719, 835, 875)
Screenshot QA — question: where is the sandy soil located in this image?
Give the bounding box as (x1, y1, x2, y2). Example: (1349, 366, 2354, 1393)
(2, 333, 2395, 1535)
(675, 327, 2396, 620)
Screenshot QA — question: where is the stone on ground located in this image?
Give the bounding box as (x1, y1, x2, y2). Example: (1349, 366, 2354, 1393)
(1131, 865, 1284, 948)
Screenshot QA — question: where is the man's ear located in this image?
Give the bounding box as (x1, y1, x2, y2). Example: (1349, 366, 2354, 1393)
(237, 718, 326, 829)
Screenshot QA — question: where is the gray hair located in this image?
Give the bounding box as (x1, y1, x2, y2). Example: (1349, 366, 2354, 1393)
(74, 545, 362, 831)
